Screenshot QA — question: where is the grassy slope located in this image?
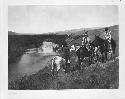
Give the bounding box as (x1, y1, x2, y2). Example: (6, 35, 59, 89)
(8, 58, 119, 89)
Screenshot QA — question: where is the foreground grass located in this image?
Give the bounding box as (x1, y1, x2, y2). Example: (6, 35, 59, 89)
(8, 59, 119, 90)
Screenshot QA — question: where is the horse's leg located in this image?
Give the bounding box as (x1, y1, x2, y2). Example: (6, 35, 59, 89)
(95, 53, 98, 63)
(57, 64, 60, 72)
(93, 53, 95, 64)
(93, 51, 96, 63)
(77, 56, 81, 70)
(65, 56, 69, 72)
(101, 52, 104, 63)
(52, 65, 55, 76)
(111, 51, 113, 60)
(65, 58, 68, 71)
(89, 56, 91, 65)
(80, 56, 84, 69)
(91, 53, 93, 64)
(112, 48, 115, 60)
(84, 57, 86, 65)
(52, 61, 58, 76)
(112, 47, 115, 59)
(104, 51, 106, 62)
(90, 52, 93, 65)
(103, 52, 106, 62)
(66, 60, 70, 73)
(88, 56, 90, 65)
(105, 51, 108, 62)
(79, 57, 82, 70)
(91, 55, 92, 64)
(98, 53, 100, 63)
(108, 49, 112, 60)
(51, 60, 55, 76)
(95, 53, 97, 63)
(93, 53, 96, 63)
(111, 48, 115, 61)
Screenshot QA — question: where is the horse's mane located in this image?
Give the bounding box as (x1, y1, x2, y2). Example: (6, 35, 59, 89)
(96, 36, 108, 43)
(96, 36, 104, 41)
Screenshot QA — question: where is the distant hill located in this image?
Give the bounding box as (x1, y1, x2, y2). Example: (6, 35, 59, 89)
(8, 31, 17, 35)
(64, 25, 118, 42)
(8, 25, 118, 36)
(55, 25, 118, 35)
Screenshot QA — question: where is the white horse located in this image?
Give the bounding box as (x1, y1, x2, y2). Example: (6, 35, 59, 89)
(51, 56, 66, 75)
(70, 45, 75, 52)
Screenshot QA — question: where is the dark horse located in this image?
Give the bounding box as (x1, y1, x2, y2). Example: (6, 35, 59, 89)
(76, 44, 94, 68)
(92, 35, 116, 62)
(61, 45, 71, 72)
(92, 35, 108, 62)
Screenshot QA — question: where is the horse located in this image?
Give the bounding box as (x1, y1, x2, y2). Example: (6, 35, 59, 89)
(51, 56, 66, 76)
(92, 35, 108, 62)
(61, 45, 71, 72)
(92, 35, 116, 62)
(86, 42, 96, 64)
(91, 40, 102, 63)
(76, 44, 93, 69)
(69, 51, 80, 72)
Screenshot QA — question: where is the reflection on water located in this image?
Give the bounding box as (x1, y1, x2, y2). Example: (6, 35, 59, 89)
(9, 52, 59, 81)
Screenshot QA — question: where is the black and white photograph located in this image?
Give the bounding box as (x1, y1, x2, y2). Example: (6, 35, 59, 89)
(8, 5, 119, 90)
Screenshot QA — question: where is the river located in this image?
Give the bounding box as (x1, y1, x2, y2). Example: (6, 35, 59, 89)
(8, 52, 59, 81)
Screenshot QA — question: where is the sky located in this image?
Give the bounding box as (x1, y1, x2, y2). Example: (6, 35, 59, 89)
(8, 5, 118, 34)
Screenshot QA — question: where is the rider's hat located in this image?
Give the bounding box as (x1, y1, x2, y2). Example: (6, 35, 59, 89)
(105, 27, 109, 31)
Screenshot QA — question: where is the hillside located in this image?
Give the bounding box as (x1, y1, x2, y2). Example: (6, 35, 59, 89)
(8, 25, 119, 89)
(8, 58, 119, 89)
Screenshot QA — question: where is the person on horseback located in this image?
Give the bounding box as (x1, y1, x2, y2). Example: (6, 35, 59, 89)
(104, 27, 112, 53)
(82, 30, 89, 46)
(104, 27, 111, 42)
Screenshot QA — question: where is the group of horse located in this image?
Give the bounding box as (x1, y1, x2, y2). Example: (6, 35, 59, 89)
(50, 35, 117, 76)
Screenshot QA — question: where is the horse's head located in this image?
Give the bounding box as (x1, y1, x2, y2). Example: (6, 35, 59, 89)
(95, 35, 100, 41)
(93, 35, 99, 46)
(95, 34, 105, 45)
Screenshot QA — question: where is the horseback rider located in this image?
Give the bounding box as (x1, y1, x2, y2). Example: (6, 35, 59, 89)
(104, 27, 111, 42)
(104, 27, 112, 53)
(82, 30, 89, 46)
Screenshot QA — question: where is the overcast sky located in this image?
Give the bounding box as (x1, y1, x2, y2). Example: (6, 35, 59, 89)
(8, 5, 118, 34)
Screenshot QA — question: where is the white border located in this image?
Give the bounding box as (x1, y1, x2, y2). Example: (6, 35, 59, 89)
(7, 0, 120, 5)
(1, 0, 125, 99)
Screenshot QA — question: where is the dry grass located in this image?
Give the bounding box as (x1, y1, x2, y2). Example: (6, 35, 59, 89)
(8, 58, 119, 90)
